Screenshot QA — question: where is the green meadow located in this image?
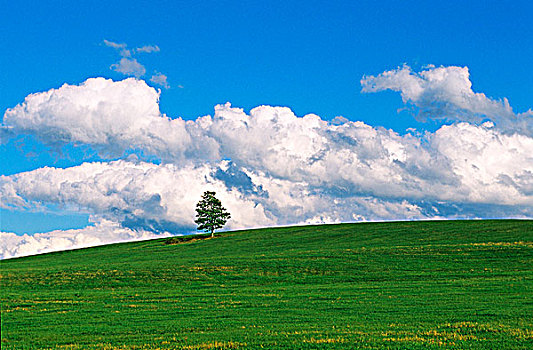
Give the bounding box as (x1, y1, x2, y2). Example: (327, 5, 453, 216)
(1, 220, 532, 349)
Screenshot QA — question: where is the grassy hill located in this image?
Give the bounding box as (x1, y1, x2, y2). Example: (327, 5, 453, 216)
(1, 220, 532, 349)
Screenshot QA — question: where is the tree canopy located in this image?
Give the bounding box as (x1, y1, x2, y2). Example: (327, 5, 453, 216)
(194, 191, 231, 237)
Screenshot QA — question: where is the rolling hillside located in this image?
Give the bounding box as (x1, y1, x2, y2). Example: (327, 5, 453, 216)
(1, 220, 532, 349)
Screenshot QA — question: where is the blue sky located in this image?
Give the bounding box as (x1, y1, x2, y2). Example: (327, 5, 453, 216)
(1, 1, 532, 258)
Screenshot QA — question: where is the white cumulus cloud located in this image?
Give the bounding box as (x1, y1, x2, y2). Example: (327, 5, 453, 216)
(2, 78, 216, 161)
(361, 65, 533, 135)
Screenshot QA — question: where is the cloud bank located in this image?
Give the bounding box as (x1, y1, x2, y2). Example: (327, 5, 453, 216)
(1, 65, 532, 258)
(0, 219, 169, 260)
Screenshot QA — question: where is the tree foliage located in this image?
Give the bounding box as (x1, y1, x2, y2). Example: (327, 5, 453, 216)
(194, 191, 231, 237)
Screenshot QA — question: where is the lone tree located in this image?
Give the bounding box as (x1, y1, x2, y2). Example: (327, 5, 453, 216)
(195, 191, 231, 237)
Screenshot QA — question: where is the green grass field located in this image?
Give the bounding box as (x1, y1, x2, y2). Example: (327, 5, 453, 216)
(1, 220, 532, 349)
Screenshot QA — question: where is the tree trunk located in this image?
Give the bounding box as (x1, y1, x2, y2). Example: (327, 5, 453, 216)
(211, 229, 214, 238)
